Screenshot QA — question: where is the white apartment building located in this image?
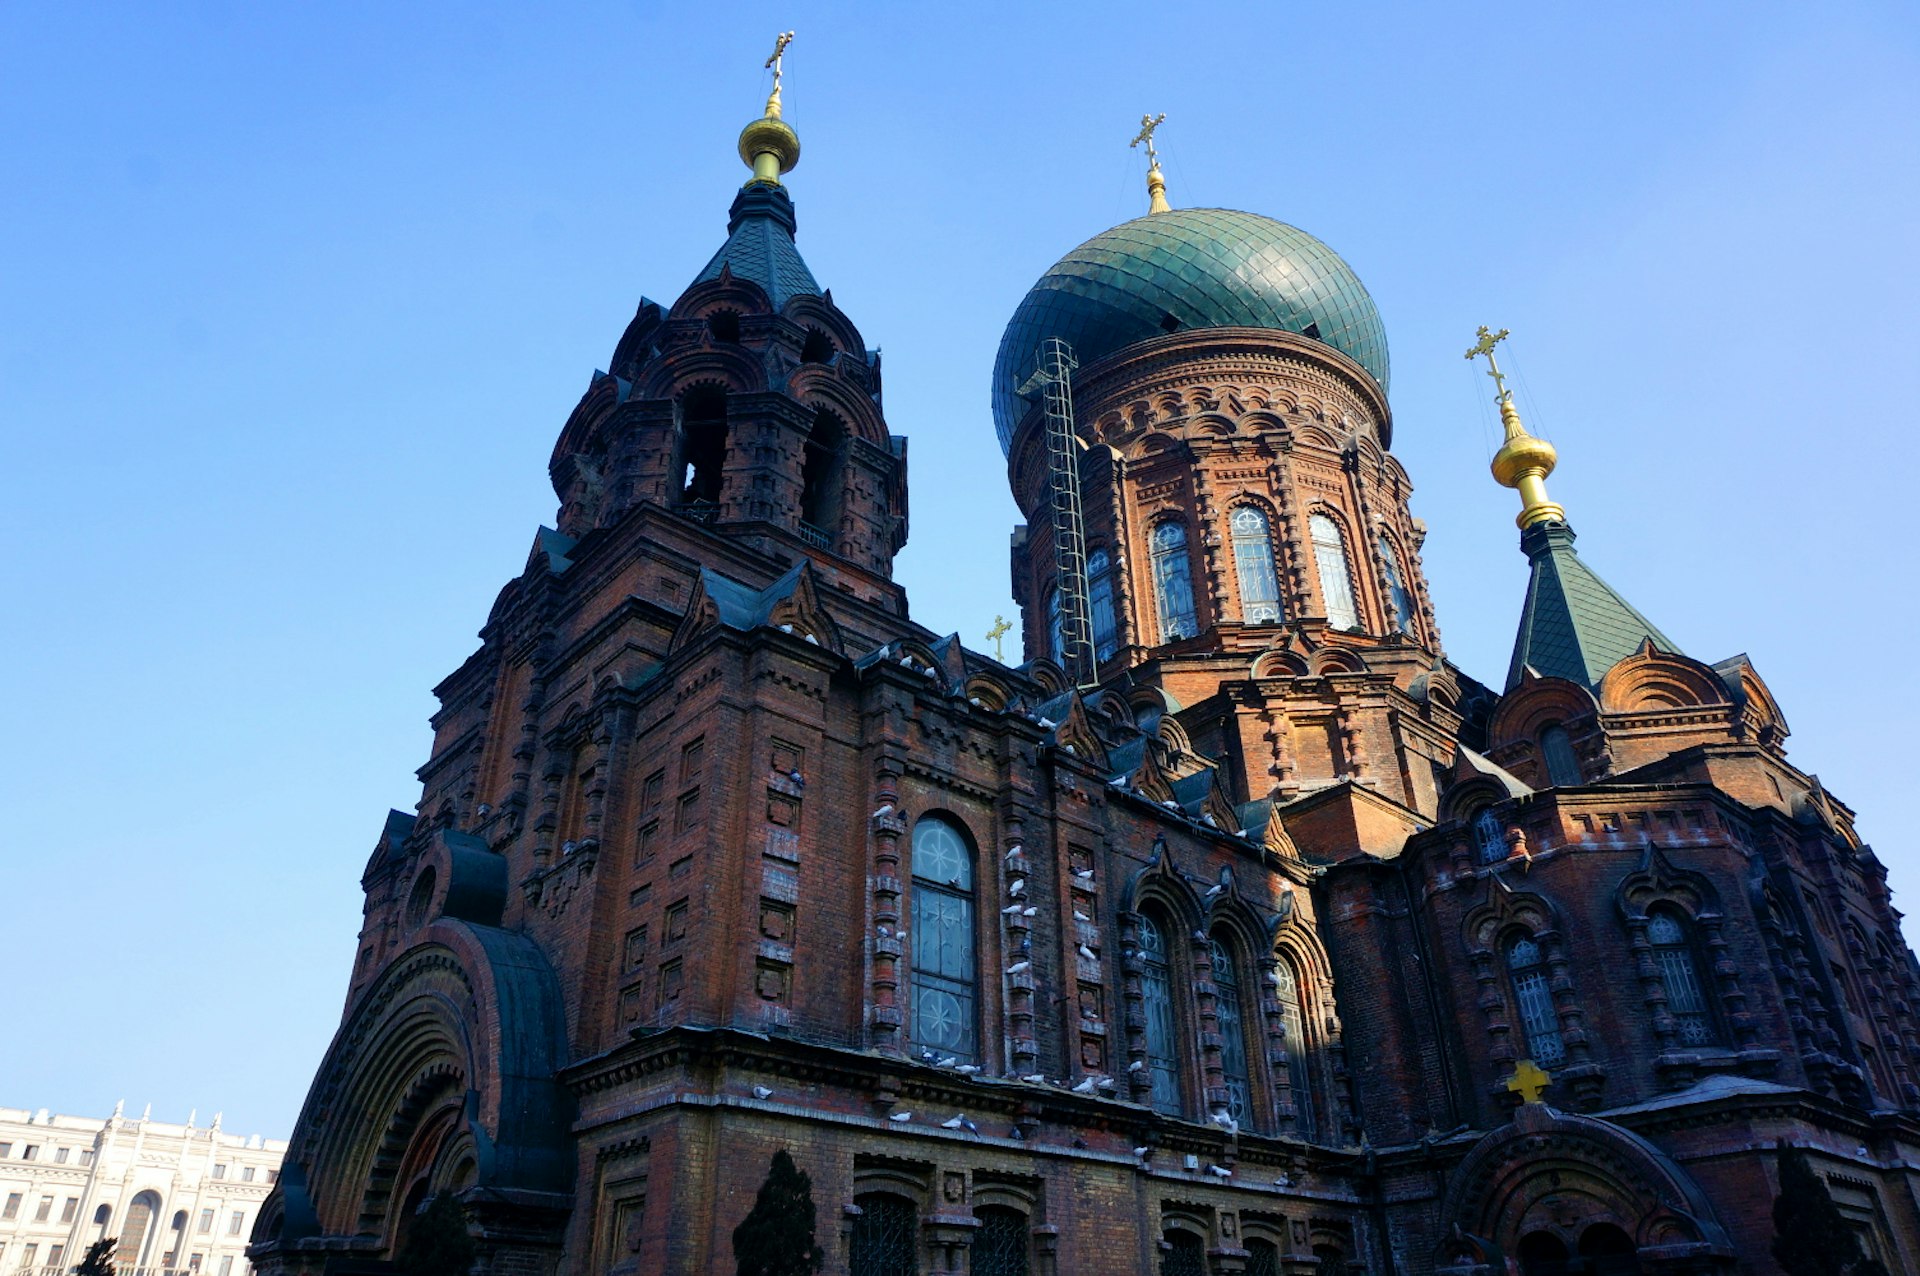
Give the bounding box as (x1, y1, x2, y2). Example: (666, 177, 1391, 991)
(0, 1105, 286, 1276)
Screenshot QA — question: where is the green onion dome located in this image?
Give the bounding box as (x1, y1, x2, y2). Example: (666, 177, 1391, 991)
(991, 208, 1389, 453)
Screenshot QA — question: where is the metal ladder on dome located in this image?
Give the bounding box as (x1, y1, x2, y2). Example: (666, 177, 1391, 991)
(1020, 337, 1096, 687)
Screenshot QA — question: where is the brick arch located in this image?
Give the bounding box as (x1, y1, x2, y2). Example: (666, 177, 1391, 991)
(1597, 644, 1730, 713)
(1437, 1108, 1733, 1269)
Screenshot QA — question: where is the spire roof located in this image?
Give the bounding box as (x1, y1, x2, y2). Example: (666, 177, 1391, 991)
(1507, 522, 1679, 691)
(691, 184, 821, 311)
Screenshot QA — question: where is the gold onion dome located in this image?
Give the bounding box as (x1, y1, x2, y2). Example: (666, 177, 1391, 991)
(1469, 327, 1565, 529)
(739, 31, 801, 185)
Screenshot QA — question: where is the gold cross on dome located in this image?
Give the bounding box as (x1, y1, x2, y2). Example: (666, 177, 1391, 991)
(765, 30, 795, 88)
(1465, 325, 1514, 403)
(987, 615, 1013, 663)
(1130, 112, 1167, 166)
(1504, 1057, 1551, 1105)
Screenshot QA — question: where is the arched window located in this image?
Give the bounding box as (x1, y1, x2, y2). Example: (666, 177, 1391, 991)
(1044, 585, 1064, 666)
(1150, 521, 1198, 643)
(798, 408, 845, 538)
(1088, 549, 1118, 661)
(910, 817, 977, 1062)
(1138, 912, 1182, 1114)
(1161, 1231, 1207, 1276)
(849, 1193, 918, 1276)
(1379, 534, 1414, 634)
(1539, 724, 1581, 787)
(1309, 513, 1359, 630)
(1647, 911, 1717, 1045)
(1506, 935, 1566, 1066)
(1473, 807, 1508, 864)
(1245, 1238, 1282, 1276)
(1209, 934, 1253, 1126)
(120, 1192, 161, 1271)
(1275, 959, 1315, 1139)
(678, 385, 727, 508)
(972, 1206, 1029, 1276)
(1231, 506, 1283, 625)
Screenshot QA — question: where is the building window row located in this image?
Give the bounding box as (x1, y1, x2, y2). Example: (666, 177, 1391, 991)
(848, 1192, 1033, 1276)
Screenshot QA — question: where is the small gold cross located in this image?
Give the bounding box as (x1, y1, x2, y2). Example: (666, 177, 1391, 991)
(1465, 324, 1514, 403)
(765, 30, 795, 89)
(1130, 112, 1167, 167)
(987, 615, 1013, 663)
(1504, 1057, 1551, 1104)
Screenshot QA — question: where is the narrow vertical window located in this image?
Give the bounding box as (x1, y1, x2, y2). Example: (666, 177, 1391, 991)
(1231, 506, 1283, 624)
(1138, 912, 1182, 1114)
(1473, 807, 1507, 864)
(1088, 549, 1118, 661)
(1275, 959, 1316, 1139)
(1540, 724, 1581, 786)
(849, 1193, 918, 1276)
(1044, 585, 1064, 665)
(1150, 521, 1197, 642)
(1161, 1231, 1206, 1276)
(1506, 936, 1566, 1066)
(1309, 513, 1359, 630)
(1209, 935, 1253, 1126)
(910, 817, 977, 1061)
(1379, 534, 1414, 633)
(798, 408, 845, 539)
(1648, 911, 1716, 1045)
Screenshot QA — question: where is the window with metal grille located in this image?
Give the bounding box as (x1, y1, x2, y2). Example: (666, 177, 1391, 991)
(1539, 724, 1581, 786)
(1246, 1238, 1282, 1276)
(972, 1206, 1029, 1276)
(1309, 514, 1359, 630)
(1139, 912, 1183, 1114)
(1151, 521, 1197, 642)
(1044, 585, 1064, 665)
(1379, 534, 1414, 633)
(1473, 808, 1507, 864)
(1231, 506, 1283, 624)
(1276, 959, 1316, 1139)
(1161, 1230, 1207, 1276)
(1506, 936, 1566, 1066)
(849, 1193, 918, 1276)
(1088, 549, 1118, 661)
(909, 816, 977, 1061)
(1648, 911, 1717, 1045)
(1209, 935, 1253, 1127)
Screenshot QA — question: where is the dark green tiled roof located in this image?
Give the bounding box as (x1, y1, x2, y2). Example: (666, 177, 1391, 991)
(691, 184, 820, 311)
(1506, 522, 1679, 691)
(991, 208, 1389, 452)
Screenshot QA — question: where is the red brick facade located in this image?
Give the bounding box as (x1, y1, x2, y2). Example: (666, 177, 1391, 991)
(249, 158, 1920, 1276)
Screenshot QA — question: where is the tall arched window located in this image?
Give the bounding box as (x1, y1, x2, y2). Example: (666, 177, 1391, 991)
(1505, 935, 1566, 1066)
(1209, 934, 1253, 1126)
(1309, 513, 1359, 631)
(849, 1193, 918, 1276)
(1231, 506, 1283, 624)
(1044, 585, 1064, 666)
(1539, 724, 1581, 786)
(1150, 521, 1198, 643)
(910, 817, 977, 1062)
(1379, 534, 1414, 634)
(1138, 912, 1183, 1114)
(677, 385, 727, 508)
(1473, 807, 1507, 864)
(798, 408, 845, 537)
(1088, 549, 1118, 661)
(972, 1206, 1029, 1276)
(1275, 959, 1315, 1139)
(1647, 910, 1717, 1045)
(120, 1192, 161, 1271)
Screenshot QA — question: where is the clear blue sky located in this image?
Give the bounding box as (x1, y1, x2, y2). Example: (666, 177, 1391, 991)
(3, 2, 1915, 1140)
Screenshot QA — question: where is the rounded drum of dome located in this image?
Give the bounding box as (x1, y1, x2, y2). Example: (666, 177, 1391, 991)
(991, 208, 1389, 453)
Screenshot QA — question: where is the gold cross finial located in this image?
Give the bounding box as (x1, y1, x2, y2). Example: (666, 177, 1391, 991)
(1130, 113, 1167, 166)
(987, 615, 1013, 663)
(1465, 325, 1513, 403)
(766, 30, 795, 82)
(1131, 113, 1171, 214)
(1504, 1058, 1551, 1105)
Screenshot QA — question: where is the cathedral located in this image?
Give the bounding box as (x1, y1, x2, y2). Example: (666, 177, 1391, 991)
(246, 51, 1920, 1276)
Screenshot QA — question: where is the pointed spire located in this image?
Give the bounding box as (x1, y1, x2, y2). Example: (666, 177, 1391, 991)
(1131, 113, 1172, 214)
(738, 31, 801, 187)
(1467, 326, 1565, 529)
